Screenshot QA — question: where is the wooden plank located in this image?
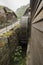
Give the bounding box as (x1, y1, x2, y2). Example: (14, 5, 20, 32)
(32, 0, 43, 21)
(32, 21, 43, 32)
(32, 10, 43, 23)
(31, 27, 43, 65)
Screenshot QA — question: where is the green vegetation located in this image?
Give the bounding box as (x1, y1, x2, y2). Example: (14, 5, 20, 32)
(16, 4, 29, 19)
(10, 46, 26, 65)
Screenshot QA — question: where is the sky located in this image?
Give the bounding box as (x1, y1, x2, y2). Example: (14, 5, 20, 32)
(0, 0, 30, 12)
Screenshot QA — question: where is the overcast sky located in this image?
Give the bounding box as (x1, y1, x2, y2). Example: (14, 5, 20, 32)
(0, 0, 30, 12)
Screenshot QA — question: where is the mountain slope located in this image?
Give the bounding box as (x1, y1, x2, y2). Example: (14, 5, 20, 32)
(16, 4, 29, 19)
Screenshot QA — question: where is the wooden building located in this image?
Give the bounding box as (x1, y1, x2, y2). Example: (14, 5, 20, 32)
(4, 7, 17, 24)
(0, 6, 6, 22)
(0, 6, 7, 29)
(0, 6, 17, 28)
(30, 0, 43, 65)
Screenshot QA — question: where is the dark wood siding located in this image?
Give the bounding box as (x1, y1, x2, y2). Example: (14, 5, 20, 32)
(30, 0, 43, 65)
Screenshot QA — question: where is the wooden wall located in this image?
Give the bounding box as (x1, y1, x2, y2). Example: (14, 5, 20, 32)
(31, 0, 43, 65)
